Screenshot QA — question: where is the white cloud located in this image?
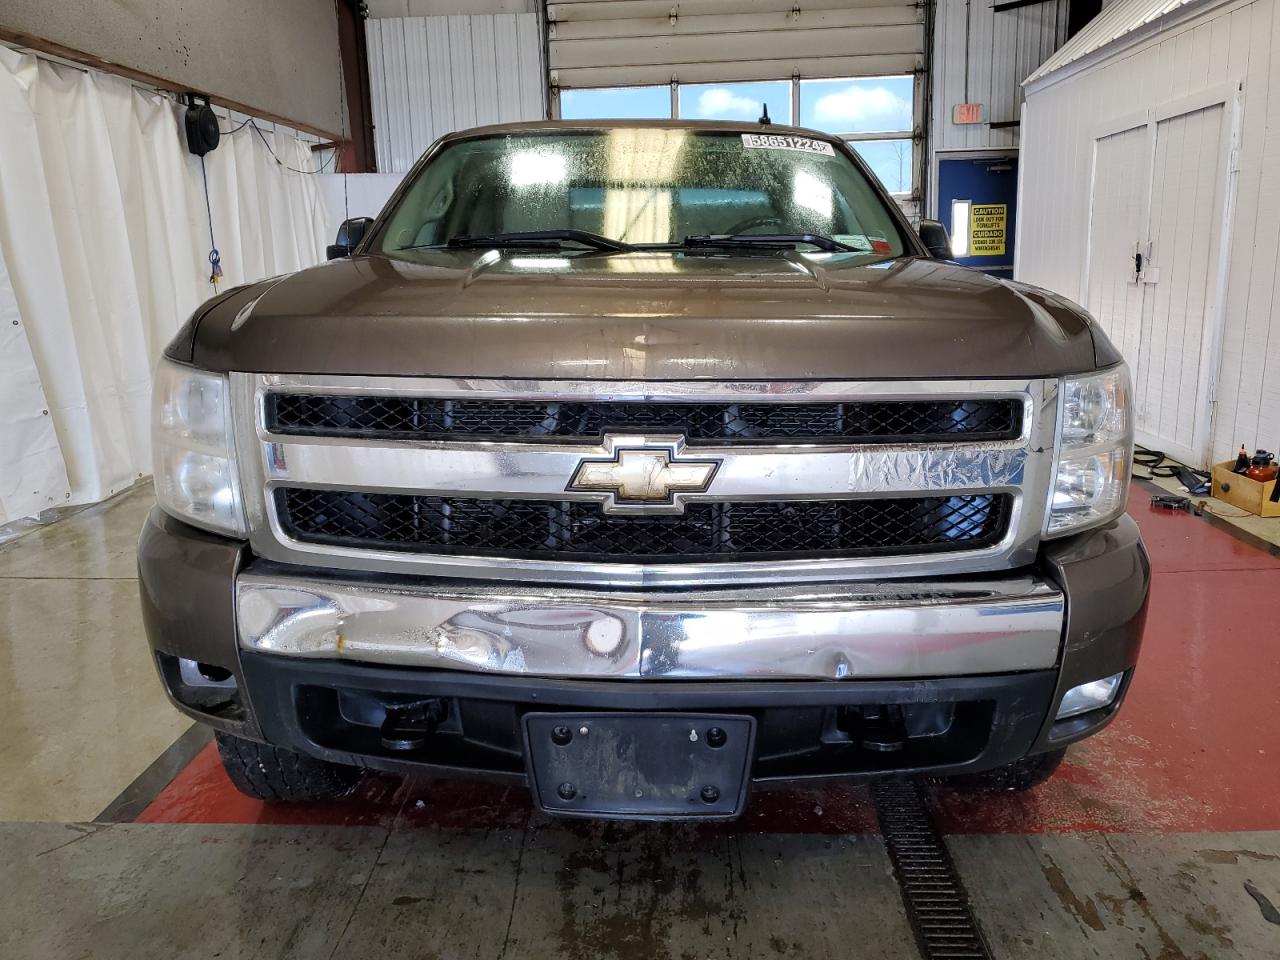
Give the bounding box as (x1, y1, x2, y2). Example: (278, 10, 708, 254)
(812, 85, 911, 131)
(696, 88, 760, 119)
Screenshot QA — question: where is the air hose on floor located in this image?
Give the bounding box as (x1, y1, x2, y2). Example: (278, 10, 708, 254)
(1134, 445, 1211, 495)
(1135, 445, 1257, 518)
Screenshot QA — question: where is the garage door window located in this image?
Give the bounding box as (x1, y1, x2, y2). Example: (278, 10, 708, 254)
(845, 139, 913, 195)
(679, 81, 792, 124)
(560, 86, 672, 120)
(555, 75, 918, 198)
(799, 76, 913, 135)
(799, 76, 915, 196)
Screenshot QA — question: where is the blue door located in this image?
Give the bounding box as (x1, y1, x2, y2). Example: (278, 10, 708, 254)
(936, 155, 1018, 276)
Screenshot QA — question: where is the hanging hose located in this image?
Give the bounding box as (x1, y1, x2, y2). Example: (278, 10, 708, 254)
(199, 155, 223, 293)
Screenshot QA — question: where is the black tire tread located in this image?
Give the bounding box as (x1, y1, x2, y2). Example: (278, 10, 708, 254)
(215, 732, 361, 802)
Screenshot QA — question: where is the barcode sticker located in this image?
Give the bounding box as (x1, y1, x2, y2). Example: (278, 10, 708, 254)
(741, 133, 835, 156)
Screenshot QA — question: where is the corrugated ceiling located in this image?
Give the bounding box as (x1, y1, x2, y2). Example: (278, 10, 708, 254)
(1025, 0, 1206, 84)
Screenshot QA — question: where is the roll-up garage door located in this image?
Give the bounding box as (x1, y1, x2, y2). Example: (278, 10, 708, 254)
(546, 0, 924, 90)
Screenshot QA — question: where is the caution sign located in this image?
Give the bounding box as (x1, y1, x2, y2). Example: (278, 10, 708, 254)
(970, 204, 1007, 256)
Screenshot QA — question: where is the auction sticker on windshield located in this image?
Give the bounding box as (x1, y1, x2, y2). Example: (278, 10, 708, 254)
(741, 133, 835, 156)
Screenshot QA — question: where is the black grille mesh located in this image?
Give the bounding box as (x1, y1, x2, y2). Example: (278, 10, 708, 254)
(266, 394, 1022, 445)
(275, 488, 1010, 562)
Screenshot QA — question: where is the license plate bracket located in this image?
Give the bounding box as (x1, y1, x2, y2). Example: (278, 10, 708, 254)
(523, 712, 755, 820)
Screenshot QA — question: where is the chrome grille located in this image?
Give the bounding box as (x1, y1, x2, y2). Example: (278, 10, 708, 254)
(265, 393, 1022, 445)
(234, 374, 1055, 587)
(275, 488, 1011, 562)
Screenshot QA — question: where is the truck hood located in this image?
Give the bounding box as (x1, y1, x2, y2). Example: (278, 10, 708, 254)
(191, 250, 1113, 379)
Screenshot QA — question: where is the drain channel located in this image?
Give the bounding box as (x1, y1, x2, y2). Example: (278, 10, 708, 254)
(871, 778, 993, 960)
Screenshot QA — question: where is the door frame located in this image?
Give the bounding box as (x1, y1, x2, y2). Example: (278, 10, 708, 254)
(1081, 81, 1243, 467)
(931, 148, 1019, 272)
(929, 148, 1019, 217)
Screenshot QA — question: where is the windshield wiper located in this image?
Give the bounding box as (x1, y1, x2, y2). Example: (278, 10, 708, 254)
(443, 230, 633, 253)
(681, 233, 863, 253)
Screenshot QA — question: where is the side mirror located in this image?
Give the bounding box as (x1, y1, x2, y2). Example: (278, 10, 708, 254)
(327, 217, 375, 260)
(917, 220, 953, 260)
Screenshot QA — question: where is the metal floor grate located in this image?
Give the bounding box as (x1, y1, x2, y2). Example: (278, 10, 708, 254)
(871, 779, 994, 960)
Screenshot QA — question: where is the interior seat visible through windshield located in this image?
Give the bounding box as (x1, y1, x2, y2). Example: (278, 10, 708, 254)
(371, 127, 910, 260)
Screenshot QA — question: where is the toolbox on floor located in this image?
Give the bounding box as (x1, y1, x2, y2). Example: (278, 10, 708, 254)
(1211, 461, 1280, 517)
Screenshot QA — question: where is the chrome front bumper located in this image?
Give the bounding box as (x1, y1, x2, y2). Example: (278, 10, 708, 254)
(236, 570, 1065, 680)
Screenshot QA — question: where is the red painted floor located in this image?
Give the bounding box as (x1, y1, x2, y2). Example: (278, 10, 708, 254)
(136, 486, 1280, 834)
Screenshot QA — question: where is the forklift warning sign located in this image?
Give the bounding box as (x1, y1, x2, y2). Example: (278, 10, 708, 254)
(970, 204, 1007, 256)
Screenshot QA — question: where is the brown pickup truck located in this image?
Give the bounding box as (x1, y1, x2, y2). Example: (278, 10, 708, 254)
(140, 120, 1148, 819)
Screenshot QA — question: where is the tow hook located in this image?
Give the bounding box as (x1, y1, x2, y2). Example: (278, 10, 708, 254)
(380, 698, 447, 751)
(837, 704, 909, 753)
(860, 704, 908, 753)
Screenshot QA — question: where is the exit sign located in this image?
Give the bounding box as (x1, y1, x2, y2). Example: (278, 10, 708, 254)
(953, 103, 983, 125)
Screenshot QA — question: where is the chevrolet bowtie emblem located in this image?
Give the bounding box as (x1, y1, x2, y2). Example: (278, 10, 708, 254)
(568, 438, 720, 514)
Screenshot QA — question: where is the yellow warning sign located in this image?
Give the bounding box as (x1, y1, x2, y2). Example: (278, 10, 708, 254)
(970, 203, 1007, 257)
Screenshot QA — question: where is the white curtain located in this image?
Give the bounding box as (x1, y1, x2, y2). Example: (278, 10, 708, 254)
(0, 47, 329, 524)
(317, 172, 401, 243)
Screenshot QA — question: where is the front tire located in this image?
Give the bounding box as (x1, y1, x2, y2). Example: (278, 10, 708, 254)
(945, 748, 1066, 792)
(215, 732, 362, 802)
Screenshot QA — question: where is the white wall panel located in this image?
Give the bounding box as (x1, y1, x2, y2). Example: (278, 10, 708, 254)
(367, 1, 538, 14)
(366, 18, 389, 163)
(930, 0, 1069, 161)
(1018, 0, 1279, 466)
(367, 12, 546, 174)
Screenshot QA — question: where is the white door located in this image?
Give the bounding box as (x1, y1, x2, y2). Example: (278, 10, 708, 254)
(1083, 86, 1239, 467)
(1085, 122, 1152, 371)
(1135, 102, 1229, 464)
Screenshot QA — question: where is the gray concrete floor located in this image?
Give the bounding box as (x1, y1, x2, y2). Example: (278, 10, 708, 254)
(5, 487, 1280, 959)
(0, 485, 190, 821)
(953, 833, 1280, 958)
(5, 820, 1280, 959)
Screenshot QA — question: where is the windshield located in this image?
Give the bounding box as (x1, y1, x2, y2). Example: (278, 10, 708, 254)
(372, 129, 909, 257)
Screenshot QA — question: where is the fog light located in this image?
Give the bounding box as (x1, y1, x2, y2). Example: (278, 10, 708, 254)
(1056, 672, 1124, 720)
(178, 657, 236, 688)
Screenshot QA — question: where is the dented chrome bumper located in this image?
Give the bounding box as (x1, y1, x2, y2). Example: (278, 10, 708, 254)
(235, 570, 1065, 680)
(140, 507, 1148, 765)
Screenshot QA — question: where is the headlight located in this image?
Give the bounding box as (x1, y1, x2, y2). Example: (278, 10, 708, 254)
(151, 357, 246, 537)
(1045, 365, 1132, 537)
